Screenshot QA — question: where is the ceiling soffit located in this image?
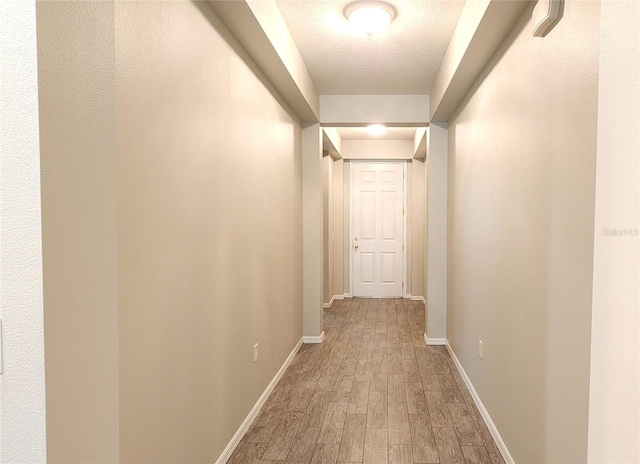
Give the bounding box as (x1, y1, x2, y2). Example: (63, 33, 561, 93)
(275, 0, 465, 95)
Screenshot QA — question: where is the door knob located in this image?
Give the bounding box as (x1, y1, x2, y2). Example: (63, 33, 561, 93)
(355, 244, 359, 249)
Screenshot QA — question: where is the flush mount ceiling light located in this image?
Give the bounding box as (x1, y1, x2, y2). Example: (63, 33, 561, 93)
(367, 124, 387, 136)
(344, 1, 397, 36)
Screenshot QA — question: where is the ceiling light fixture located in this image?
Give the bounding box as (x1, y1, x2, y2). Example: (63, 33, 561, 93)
(367, 124, 387, 136)
(344, 1, 397, 37)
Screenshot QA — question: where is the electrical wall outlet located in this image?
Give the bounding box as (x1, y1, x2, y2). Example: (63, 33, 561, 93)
(478, 340, 483, 359)
(253, 343, 259, 363)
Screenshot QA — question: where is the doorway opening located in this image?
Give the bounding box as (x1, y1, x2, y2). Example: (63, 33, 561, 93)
(321, 125, 427, 306)
(350, 161, 406, 297)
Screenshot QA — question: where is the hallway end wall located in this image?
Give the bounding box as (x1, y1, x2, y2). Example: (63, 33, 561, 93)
(447, 1, 600, 462)
(116, 2, 303, 462)
(336, 160, 424, 299)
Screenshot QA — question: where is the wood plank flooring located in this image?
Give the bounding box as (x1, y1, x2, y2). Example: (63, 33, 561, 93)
(229, 298, 505, 464)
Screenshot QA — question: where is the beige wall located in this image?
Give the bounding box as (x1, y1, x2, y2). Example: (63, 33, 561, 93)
(343, 139, 414, 160)
(323, 157, 346, 302)
(302, 124, 324, 338)
(588, 1, 640, 460)
(410, 161, 425, 298)
(423, 155, 429, 318)
(447, 1, 599, 462)
(426, 123, 448, 340)
(37, 2, 120, 462)
(116, 2, 302, 462)
(322, 155, 333, 303)
(406, 163, 413, 293)
(343, 161, 352, 294)
(319, 94, 430, 125)
(332, 159, 345, 297)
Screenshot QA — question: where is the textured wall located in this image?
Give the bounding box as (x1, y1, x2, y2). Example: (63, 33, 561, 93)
(588, 1, 640, 461)
(426, 123, 448, 340)
(342, 139, 414, 160)
(343, 162, 352, 294)
(332, 159, 345, 297)
(411, 161, 425, 298)
(319, 95, 430, 125)
(302, 124, 324, 338)
(323, 155, 333, 303)
(37, 2, 120, 461)
(116, 2, 303, 461)
(0, 2, 47, 461)
(447, 1, 600, 461)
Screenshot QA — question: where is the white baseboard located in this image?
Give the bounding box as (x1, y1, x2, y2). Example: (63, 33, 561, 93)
(215, 337, 303, 464)
(424, 333, 447, 346)
(343, 293, 352, 298)
(445, 341, 514, 464)
(410, 295, 426, 303)
(302, 331, 325, 344)
(323, 295, 346, 308)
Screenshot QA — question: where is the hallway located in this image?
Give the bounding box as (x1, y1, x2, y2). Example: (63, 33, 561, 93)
(2, 1, 638, 462)
(230, 299, 503, 464)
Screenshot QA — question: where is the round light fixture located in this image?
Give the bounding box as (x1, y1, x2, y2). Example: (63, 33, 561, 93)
(344, 1, 397, 36)
(367, 124, 387, 136)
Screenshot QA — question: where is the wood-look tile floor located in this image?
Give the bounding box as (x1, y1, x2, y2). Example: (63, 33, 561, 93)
(229, 298, 505, 464)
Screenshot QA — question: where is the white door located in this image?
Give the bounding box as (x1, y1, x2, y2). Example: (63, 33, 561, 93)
(353, 162, 405, 297)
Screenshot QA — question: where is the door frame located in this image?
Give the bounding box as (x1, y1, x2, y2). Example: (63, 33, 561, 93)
(349, 160, 408, 298)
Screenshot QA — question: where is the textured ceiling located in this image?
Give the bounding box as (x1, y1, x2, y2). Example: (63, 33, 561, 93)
(336, 126, 418, 140)
(276, 0, 465, 95)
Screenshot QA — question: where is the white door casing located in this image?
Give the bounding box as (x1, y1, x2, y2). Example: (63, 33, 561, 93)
(352, 162, 405, 297)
